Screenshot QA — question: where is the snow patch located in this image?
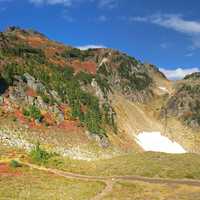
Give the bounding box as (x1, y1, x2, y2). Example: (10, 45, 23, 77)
(135, 132, 186, 154)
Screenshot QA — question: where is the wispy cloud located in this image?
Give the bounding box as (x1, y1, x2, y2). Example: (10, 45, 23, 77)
(98, 0, 117, 9)
(159, 67, 199, 80)
(185, 52, 194, 57)
(77, 44, 106, 50)
(29, 0, 75, 7)
(62, 9, 75, 22)
(29, 0, 118, 8)
(131, 14, 200, 49)
(97, 15, 108, 22)
(0, 0, 12, 2)
(160, 42, 169, 49)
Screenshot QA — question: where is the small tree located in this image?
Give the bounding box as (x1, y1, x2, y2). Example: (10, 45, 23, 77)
(30, 143, 52, 164)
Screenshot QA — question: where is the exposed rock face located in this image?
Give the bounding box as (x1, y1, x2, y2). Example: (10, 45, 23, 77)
(4, 72, 65, 124)
(91, 78, 105, 103)
(50, 105, 65, 123)
(162, 74, 200, 129)
(94, 49, 154, 103)
(86, 131, 110, 148)
(24, 73, 45, 92)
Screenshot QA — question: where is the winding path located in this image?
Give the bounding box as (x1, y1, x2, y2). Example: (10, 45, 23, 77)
(18, 161, 200, 200)
(3, 159, 200, 200)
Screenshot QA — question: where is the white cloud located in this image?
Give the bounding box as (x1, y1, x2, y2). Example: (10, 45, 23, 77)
(29, 0, 74, 6)
(77, 44, 106, 50)
(159, 67, 199, 80)
(29, 0, 118, 8)
(131, 14, 200, 48)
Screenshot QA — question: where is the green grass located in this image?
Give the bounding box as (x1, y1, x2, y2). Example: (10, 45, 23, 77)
(2, 143, 200, 180)
(0, 164, 105, 200)
(43, 152, 200, 179)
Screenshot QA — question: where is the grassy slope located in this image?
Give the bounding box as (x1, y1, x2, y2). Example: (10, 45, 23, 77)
(45, 152, 200, 179)
(2, 144, 200, 200)
(0, 165, 105, 200)
(2, 143, 200, 180)
(103, 181, 200, 200)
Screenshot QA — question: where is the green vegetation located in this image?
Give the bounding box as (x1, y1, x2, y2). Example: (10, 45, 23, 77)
(176, 84, 200, 127)
(2, 44, 45, 64)
(97, 63, 112, 76)
(179, 84, 200, 94)
(61, 48, 93, 61)
(38, 92, 52, 104)
(23, 105, 42, 121)
(103, 103, 117, 132)
(117, 59, 152, 91)
(1, 44, 108, 136)
(96, 75, 111, 97)
(75, 71, 94, 84)
(10, 160, 22, 168)
(184, 72, 200, 80)
(1, 63, 22, 84)
(30, 143, 54, 164)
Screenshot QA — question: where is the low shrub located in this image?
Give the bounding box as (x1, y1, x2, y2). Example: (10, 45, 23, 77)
(30, 143, 54, 164)
(10, 160, 22, 168)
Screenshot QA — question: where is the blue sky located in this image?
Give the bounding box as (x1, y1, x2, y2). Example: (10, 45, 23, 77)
(0, 0, 200, 79)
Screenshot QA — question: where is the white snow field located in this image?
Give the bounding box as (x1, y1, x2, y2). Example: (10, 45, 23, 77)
(135, 132, 186, 154)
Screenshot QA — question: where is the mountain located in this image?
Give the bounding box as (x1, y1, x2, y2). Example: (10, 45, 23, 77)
(0, 26, 199, 159)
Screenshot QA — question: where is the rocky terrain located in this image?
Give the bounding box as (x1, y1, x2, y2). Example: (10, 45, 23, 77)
(0, 26, 200, 159)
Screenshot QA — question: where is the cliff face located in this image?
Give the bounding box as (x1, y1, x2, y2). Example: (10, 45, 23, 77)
(162, 72, 200, 129)
(0, 26, 200, 156)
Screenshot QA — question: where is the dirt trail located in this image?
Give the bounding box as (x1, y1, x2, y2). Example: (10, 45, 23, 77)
(16, 161, 200, 200)
(4, 160, 200, 200)
(92, 181, 114, 200)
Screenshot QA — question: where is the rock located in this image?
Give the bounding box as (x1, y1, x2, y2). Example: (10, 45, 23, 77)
(35, 119, 41, 125)
(91, 78, 105, 103)
(23, 73, 45, 92)
(86, 131, 110, 148)
(9, 85, 26, 102)
(51, 105, 64, 123)
(35, 96, 48, 110)
(25, 96, 35, 105)
(57, 113, 65, 123)
(99, 136, 110, 148)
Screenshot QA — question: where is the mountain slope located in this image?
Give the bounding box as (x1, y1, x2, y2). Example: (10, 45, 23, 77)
(0, 26, 200, 158)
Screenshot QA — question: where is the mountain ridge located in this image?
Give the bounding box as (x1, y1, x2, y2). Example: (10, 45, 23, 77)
(0, 26, 200, 159)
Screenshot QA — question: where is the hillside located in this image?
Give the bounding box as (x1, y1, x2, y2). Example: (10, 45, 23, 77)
(2, 26, 200, 199)
(0, 26, 200, 159)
